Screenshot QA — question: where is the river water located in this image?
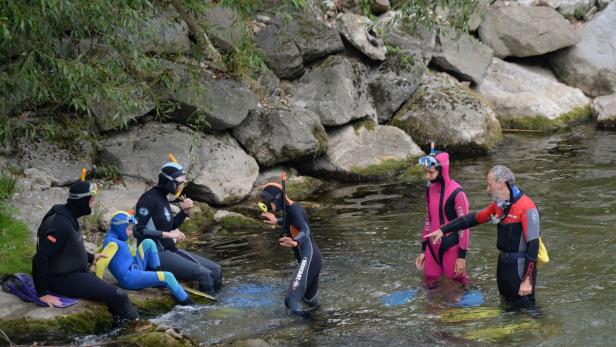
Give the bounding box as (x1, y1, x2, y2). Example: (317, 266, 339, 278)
(150, 124, 616, 346)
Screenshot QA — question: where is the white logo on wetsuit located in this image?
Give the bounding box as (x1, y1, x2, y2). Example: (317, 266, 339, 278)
(293, 257, 308, 290)
(164, 207, 171, 222)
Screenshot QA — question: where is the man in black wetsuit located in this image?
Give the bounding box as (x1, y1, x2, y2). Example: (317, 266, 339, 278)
(32, 178, 139, 327)
(133, 161, 222, 294)
(260, 183, 322, 317)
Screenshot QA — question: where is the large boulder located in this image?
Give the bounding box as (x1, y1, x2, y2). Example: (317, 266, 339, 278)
(285, 13, 345, 64)
(291, 55, 376, 126)
(9, 187, 68, 237)
(139, 12, 190, 55)
(160, 62, 258, 130)
(549, 2, 616, 97)
(391, 72, 502, 155)
(255, 24, 304, 80)
(377, 11, 436, 64)
(478, 3, 579, 58)
(536, 0, 596, 18)
(369, 55, 426, 123)
(298, 121, 424, 181)
(431, 29, 494, 85)
(202, 6, 246, 52)
(11, 139, 94, 187)
(476, 58, 591, 130)
(87, 83, 155, 132)
(337, 14, 386, 61)
(231, 106, 328, 167)
(593, 94, 616, 129)
(99, 122, 258, 205)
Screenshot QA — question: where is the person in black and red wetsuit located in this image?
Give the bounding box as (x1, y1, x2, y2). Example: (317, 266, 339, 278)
(425, 165, 540, 307)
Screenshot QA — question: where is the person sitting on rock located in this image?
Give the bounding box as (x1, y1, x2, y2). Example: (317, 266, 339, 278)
(260, 182, 322, 317)
(96, 211, 194, 306)
(133, 159, 222, 295)
(32, 172, 139, 327)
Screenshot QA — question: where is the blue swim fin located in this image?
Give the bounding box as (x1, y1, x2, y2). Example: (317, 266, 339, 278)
(382, 288, 418, 307)
(454, 290, 484, 307)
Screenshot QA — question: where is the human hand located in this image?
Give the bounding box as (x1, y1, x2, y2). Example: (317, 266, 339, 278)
(179, 196, 193, 214)
(39, 294, 62, 307)
(278, 236, 298, 248)
(454, 258, 466, 277)
(518, 277, 532, 296)
(424, 229, 444, 244)
(261, 212, 277, 225)
(415, 253, 425, 271)
(169, 229, 186, 242)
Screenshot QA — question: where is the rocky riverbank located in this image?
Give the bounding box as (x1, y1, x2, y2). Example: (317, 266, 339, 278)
(1, 0, 616, 344)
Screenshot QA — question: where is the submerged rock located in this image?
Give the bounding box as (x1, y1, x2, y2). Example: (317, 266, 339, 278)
(593, 94, 616, 129)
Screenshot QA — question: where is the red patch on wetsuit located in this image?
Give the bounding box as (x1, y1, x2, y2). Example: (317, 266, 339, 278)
(47, 235, 57, 243)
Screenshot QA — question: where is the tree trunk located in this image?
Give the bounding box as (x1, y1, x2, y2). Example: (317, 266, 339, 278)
(168, 0, 223, 64)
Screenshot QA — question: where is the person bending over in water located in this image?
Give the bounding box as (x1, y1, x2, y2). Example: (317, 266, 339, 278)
(260, 182, 322, 317)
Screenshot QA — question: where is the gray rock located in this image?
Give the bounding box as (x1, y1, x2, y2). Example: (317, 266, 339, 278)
(255, 66, 280, 97)
(432, 29, 494, 85)
(203, 6, 246, 52)
(299, 122, 424, 181)
(292, 55, 376, 126)
(478, 3, 580, 58)
(100, 122, 258, 205)
(161, 62, 258, 130)
(87, 83, 155, 132)
(476, 58, 590, 130)
(370, 0, 391, 14)
(337, 14, 386, 61)
(255, 166, 299, 186)
(96, 178, 150, 230)
(285, 14, 345, 64)
(256, 24, 305, 80)
(537, 0, 596, 18)
(549, 2, 616, 97)
(469, 0, 490, 31)
(139, 13, 191, 55)
(231, 107, 327, 167)
(9, 187, 68, 236)
(369, 55, 426, 123)
(14, 168, 57, 192)
(12, 140, 94, 187)
(377, 11, 436, 64)
(598, 0, 614, 9)
(593, 94, 616, 129)
(391, 72, 502, 154)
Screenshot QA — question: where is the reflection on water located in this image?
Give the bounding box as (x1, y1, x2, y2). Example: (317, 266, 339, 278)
(151, 125, 616, 346)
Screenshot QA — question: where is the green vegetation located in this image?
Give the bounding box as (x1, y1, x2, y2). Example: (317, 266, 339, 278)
(286, 176, 322, 201)
(219, 213, 264, 230)
(350, 157, 413, 180)
(0, 173, 34, 275)
(498, 106, 593, 131)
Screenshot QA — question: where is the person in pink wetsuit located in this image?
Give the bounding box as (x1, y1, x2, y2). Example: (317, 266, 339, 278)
(415, 144, 470, 287)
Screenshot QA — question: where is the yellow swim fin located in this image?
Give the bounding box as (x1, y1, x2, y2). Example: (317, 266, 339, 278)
(95, 242, 118, 279)
(538, 237, 549, 266)
(185, 287, 217, 302)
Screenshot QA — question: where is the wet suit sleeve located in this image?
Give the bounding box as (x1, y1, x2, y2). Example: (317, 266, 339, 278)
(521, 208, 540, 283)
(172, 209, 187, 229)
(32, 219, 72, 296)
(134, 198, 164, 240)
(441, 202, 498, 234)
(455, 191, 470, 258)
(288, 207, 310, 246)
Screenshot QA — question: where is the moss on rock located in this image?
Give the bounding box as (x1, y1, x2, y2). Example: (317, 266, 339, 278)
(286, 176, 323, 201)
(218, 213, 265, 230)
(397, 164, 425, 183)
(498, 105, 592, 131)
(350, 157, 412, 180)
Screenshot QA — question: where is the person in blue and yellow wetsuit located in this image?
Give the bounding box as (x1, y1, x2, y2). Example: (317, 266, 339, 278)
(99, 211, 193, 306)
(425, 165, 540, 308)
(260, 183, 322, 317)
